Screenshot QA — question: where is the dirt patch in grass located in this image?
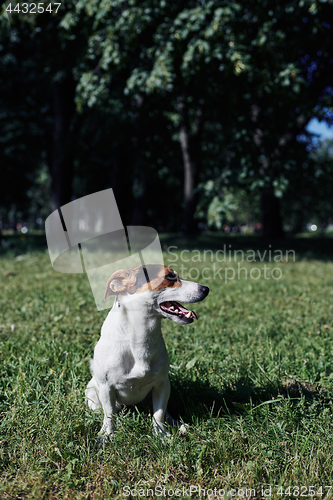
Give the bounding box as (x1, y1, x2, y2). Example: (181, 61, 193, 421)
(281, 379, 321, 399)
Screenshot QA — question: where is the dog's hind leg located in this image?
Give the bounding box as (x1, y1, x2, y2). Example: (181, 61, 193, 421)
(165, 410, 187, 435)
(85, 377, 101, 410)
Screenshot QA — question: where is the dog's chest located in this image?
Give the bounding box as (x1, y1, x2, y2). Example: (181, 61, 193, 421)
(115, 359, 166, 405)
(121, 355, 164, 386)
(97, 313, 169, 404)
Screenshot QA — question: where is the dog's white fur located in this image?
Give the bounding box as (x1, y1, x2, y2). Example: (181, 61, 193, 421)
(85, 265, 209, 442)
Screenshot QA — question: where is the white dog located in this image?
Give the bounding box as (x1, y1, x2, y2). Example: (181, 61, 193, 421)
(85, 264, 209, 442)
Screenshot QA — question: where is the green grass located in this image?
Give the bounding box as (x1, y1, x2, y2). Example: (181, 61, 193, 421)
(1, 234, 333, 499)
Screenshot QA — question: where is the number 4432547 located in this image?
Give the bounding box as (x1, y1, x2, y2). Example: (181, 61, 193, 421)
(6, 3, 62, 14)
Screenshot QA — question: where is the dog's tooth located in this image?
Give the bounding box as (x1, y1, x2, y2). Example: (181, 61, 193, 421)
(170, 305, 175, 310)
(185, 312, 192, 318)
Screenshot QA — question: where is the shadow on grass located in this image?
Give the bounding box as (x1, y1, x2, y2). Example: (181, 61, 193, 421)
(165, 373, 330, 423)
(83, 374, 330, 441)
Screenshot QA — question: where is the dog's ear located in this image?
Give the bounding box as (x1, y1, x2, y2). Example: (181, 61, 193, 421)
(104, 269, 138, 299)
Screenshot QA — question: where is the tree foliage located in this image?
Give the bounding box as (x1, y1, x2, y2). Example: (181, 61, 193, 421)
(0, 0, 332, 235)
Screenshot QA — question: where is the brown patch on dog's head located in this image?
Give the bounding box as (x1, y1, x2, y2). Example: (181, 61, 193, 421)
(104, 265, 181, 299)
(104, 269, 138, 299)
(135, 265, 181, 293)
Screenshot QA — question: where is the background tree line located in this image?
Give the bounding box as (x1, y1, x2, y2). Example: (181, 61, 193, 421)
(0, 0, 333, 238)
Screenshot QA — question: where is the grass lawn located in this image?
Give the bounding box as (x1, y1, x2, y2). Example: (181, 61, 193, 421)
(0, 233, 333, 499)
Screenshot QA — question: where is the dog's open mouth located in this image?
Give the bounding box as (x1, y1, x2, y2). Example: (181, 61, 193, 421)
(160, 301, 198, 320)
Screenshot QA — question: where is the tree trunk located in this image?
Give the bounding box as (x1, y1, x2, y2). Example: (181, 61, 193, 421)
(179, 122, 197, 235)
(131, 168, 147, 226)
(108, 148, 126, 221)
(50, 76, 76, 212)
(178, 96, 204, 235)
(10, 203, 17, 232)
(261, 187, 284, 238)
(292, 210, 305, 234)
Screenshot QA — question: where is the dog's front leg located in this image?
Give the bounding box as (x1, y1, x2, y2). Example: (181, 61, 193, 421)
(97, 383, 117, 444)
(152, 377, 171, 437)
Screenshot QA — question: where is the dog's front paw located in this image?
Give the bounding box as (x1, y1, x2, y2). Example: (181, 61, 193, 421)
(153, 420, 171, 439)
(96, 433, 112, 446)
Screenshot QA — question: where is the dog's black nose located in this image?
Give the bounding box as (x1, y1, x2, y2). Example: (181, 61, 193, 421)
(200, 285, 209, 297)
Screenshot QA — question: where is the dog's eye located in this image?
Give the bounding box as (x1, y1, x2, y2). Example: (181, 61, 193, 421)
(165, 272, 177, 281)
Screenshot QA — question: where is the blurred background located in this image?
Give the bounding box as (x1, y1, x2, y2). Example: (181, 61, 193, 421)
(0, 0, 333, 242)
